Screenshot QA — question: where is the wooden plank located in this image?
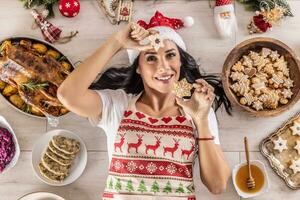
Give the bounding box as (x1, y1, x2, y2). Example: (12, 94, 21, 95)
(216, 101, 300, 152)
(46, 113, 107, 151)
(0, 96, 46, 151)
(0, 152, 108, 200)
(219, 0, 300, 152)
(0, 151, 240, 200)
(194, 152, 240, 200)
(2, 0, 300, 199)
(235, 0, 300, 53)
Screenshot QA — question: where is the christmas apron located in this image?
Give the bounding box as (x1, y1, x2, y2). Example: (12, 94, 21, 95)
(102, 96, 197, 200)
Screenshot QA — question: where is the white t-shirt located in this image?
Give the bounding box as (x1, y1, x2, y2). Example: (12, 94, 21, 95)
(89, 89, 220, 163)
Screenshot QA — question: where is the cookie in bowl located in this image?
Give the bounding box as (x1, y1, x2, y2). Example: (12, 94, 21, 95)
(229, 48, 294, 111)
(222, 37, 300, 116)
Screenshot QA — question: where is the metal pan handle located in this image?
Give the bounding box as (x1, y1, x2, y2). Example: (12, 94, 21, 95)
(45, 113, 59, 127)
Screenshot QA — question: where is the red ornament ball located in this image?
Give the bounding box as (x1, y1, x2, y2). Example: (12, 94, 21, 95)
(59, 0, 80, 18)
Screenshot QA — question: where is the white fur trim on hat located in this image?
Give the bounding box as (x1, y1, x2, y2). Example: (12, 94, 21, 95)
(127, 26, 186, 64)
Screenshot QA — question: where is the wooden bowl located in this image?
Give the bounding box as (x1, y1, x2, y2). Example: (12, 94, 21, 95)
(222, 37, 300, 117)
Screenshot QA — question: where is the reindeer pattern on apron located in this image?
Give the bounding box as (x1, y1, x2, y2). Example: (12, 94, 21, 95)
(102, 97, 197, 200)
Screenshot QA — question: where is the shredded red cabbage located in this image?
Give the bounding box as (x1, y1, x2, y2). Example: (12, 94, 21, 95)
(0, 127, 15, 172)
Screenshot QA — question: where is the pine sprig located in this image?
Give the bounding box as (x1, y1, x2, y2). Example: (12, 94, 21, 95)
(21, 81, 49, 91)
(237, 0, 293, 16)
(19, 0, 59, 17)
(22, 104, 32, 114)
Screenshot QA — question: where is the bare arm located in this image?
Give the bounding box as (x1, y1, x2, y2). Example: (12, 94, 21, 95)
(176, 79, 231, 194)
(195, 120, 231, 194)
(57, 37, 122, 118)
(57, 23, 152, 118)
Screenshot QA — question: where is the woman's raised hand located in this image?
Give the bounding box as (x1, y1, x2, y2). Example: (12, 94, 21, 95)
(113, 22, 155, 51)
(176, 79, 215, 122)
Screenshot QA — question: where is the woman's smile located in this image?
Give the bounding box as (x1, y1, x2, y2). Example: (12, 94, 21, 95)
(154, 74, 175, 84)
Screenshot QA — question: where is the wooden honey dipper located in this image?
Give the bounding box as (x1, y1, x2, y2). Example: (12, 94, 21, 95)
(244, 137, 256, 190)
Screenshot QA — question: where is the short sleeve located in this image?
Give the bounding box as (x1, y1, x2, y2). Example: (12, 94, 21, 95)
(88, 89, 130, 130)
(207, 108, 220, 145)
(190, 107, 220, 145)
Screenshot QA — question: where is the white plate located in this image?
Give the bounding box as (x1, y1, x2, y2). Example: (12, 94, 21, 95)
(0, 115, 20, 174)
(32, 129, 87, 186)
(18, 191, 65, 200)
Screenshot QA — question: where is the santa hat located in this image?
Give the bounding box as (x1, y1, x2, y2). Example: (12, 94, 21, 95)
(216, 0, 232, 6)
(127, 11, 194, 64)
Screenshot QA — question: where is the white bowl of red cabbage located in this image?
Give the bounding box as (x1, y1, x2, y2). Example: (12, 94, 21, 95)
(0, 115, 20, 174)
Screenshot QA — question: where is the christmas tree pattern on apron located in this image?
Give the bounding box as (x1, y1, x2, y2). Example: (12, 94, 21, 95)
(103, 96, 197, 200)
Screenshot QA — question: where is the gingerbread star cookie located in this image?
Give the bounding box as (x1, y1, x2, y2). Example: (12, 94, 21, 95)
(289, 158, 300, 174)
(148, 33, 165, 52)
(172, 78, 193, 98)
(252, 100, 263, 111)
(290, 121, 300, 136)
(294, 140, 300, 155)
(273, 136, 288, 153)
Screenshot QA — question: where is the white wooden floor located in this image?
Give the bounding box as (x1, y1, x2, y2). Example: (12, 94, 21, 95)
(1, 0, 300, 199)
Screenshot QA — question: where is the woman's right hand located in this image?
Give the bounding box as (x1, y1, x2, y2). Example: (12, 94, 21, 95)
(112, 22, 154, 51)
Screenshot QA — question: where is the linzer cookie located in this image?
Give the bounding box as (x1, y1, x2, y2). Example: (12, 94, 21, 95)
(52, 135, 80, 155)
(261, 112, 300, 189)
(172, 78, 193, 98)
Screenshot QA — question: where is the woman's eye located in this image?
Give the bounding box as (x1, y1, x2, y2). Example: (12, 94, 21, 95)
(146, 56, 157, 62)
(166, 53, 176, 59)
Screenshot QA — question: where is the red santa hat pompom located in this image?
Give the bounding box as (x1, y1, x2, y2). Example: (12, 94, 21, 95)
(214, 0, 237, 39)
(128, 11, 193, 64)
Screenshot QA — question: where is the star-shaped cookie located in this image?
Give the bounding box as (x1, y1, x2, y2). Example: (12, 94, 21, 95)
(273, 136, 288, 153)
(289, 158, 300, 174)
(148, 33, 165, 52)
(252, 100, 263, 111)
(294, 140, 300, 155)
(172, 78, 193, 98)
(290, 121, 300, 136)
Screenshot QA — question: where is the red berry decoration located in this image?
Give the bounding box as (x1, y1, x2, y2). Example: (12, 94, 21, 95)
(59, 0, 80, 18)
(253, 14, 272, 32)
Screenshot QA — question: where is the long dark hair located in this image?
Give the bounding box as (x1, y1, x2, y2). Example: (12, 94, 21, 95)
(90, 46, 232, 115)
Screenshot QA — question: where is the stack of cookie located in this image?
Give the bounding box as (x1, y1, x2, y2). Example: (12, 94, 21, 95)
(229, 48, 294, 111)
(272, 119, 300, 175)
(38, 135, 80, 182)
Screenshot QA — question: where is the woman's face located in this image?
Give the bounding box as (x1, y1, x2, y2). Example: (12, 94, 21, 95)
(137, 40, 181, 94)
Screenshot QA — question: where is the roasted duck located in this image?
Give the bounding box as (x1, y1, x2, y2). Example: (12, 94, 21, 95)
(0, 40, 71, 117)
